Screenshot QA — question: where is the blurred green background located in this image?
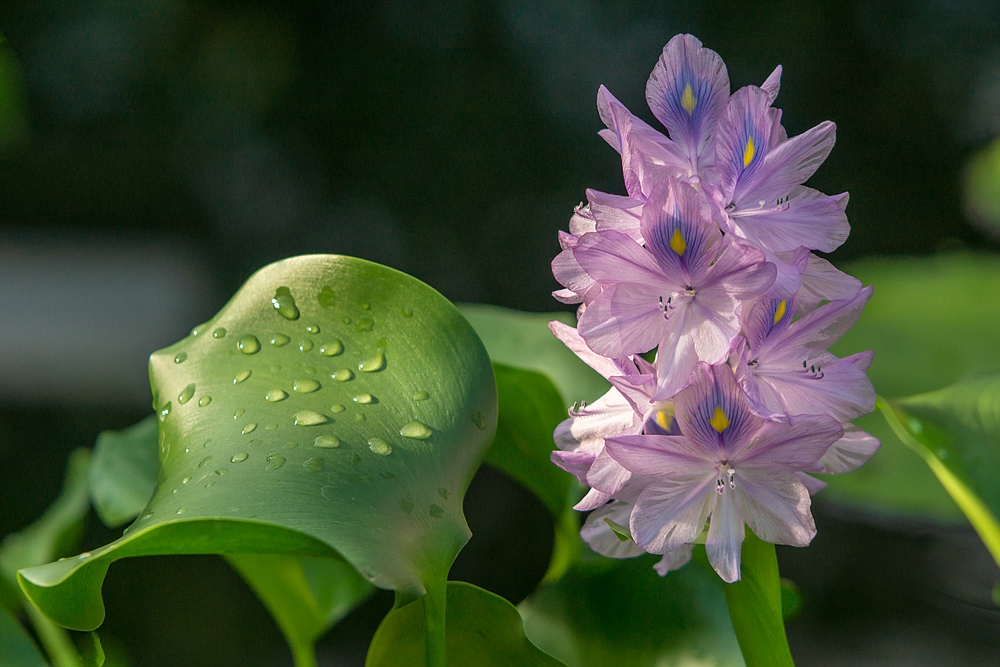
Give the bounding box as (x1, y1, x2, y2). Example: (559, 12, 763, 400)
(1, 0, 999, 665)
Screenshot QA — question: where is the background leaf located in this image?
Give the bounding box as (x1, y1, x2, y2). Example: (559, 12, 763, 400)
(0, 605, 49, 667)
(88, 418, 158, 528)
(458, 305, 608, 405)
(518, 553, 744, 667)
(365, 581, 566, 667)
(822, 253, 1000, 520)
(18, 255, 497, 633)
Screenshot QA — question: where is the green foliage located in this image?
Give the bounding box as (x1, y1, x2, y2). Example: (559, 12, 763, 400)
(0, 605, 49, 667)
(722, 533, 794, 667)
(486, 364, 580, 581)
(88, 418, 158, 528)
(366, 581, 565, 666)
(17, 256, 497, 644)
(821, 254, 1000, 520)
(459, 305, 609, 404)
(963, 136, 1000, 235)
(518, 553, 743, 667)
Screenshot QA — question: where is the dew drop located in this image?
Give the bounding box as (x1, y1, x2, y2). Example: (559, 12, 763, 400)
(270, 333, 291, 347)
(249, 439, 263, 447)
(358, 350, 385, 373)
(213, 327, 227, 339)
(266, 423, 279, 430)
(271, 364, 282, 372)
(198, 456, 213, 469)
(231, 452, 249, 463)
(265, 453, 286, 470)
(178, 384, 196, 405)
(471, 411, 487, 430)
(303, 457, 324, 472)
(361, 302, 371, 311)
(293, 379, 321, 393)
(355, 413, 366, 422)
(176, 508, 187, 515)
(204, 481, 215, 488)
(330, 403, 346, 413)
(238, 335, 261, 354)
(306, 323, 321, 334)
(242, 423, 258, 435)
(265, 389, 288, 402)
(142, 512, 153, 520)
(429, 504, 444, 519)
(320, 340, 344, 356)
(401, 306, 414, 318)
(299, 339, 314, 352)
(282, 442, 298, 450)
(198, 396, 213, 407)
(212, 468, 228, 476)
(353, 393, 373, 404)
(181, 476, 192, 484)
(304, 366, 317, 374)
(332, 368, 353, 382)
(413, 391, 430, 402)
(400, 421, 433, 440)
(272, 286, 300, 320)
(234, 408, 245, 419)
(314, 435, 340, 449)
(159, 401, 172, 421)
(174, 351, 188, 363)
(355, 316, 374, 332)
(294, 410, 328, 426)
(368, 438, 392, 456)
(399, 496, 414, 514)
(234, 370, 252, 384)
(317, 285, 336, 308)
(439, 487, 450, 500)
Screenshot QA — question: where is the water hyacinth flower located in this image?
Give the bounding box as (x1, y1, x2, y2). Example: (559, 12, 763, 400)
(549, 32, 879, 582)
(606, 363, 843, 582)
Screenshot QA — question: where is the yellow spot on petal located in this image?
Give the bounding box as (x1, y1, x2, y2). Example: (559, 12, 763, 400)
(773, 300, 787, 325)
(743, 136, 756, 168)
(669, 229, 687, 255)
(681, 83, 697, 115)
(655, 410, 673, 430)
(709, 406, 730, 433)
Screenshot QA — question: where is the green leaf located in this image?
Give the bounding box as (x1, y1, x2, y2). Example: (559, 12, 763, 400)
(518, 553, 744, 667)
(226, 554, 374, 667)
(458, 305, 609, 405)
(722, 533, 794, 667)
(86, 413, 376, 663)
(366, 581, 566, 666)
(875, 379, 1000, 569)
(488, 364, 581, 581)
(18, 256, 497, 637)
(820, 253, 1000, 520)
(88, 417, 159, 527)
(0, 606, 49, 667)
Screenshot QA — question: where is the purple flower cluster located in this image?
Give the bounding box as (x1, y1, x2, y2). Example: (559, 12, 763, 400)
(550, 34, 878, 582)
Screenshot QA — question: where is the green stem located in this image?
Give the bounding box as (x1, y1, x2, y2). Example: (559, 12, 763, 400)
(422, 577, 447, 667)
(26, 604, 83, 667)
(289, 641, 318, 667)
(723, 532, 795, 667)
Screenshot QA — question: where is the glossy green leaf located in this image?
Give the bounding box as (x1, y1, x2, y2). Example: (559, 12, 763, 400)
(366, 581, 565, 666)
(19, 255, 497, 635)
(877, 377, 1000, 568)
(227, 554, 374, 667)
(85, 413, 376, 663)
(821, 253, 1000, 520)
(722, 533, 794, 667)
(518, 552, 743, 667)
(0, 606, 48, 667)
(487, 364, 580, 582)
(88, 417, 158, 527)
(458, 305, 609, 404)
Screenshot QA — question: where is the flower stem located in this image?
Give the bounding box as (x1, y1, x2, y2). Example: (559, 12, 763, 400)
(722, 531, 795, 667)
(422, 577, 447, 667)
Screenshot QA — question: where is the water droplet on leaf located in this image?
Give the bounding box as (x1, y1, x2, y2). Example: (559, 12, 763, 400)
(265, 453, 286, 470)
(265, 389, 288, 402)
(358, 350, 385, 372)
(471, 411, 487, 430)
(303, 457, 324, 472)
(413, 390, 429, 401)
(317, 286, 336, 308)
(272, 286, 300, 320)
(234, 408, 245, 419)
(353, 393, 373, 404)
(198, 396, 212, 407)
(330, 403, 345, 413)
(270, 333, 291, 347)
(429, 504, 444, 519)
(294, 410, 328, 426)
(234, 370, 252, 384)
(213, 327, 227, 339)
(242, 423, 258, 435)
(400, 421, 433, 439)
(231, 452, 248, 463)
(332, 368, 353, 382)
(306, 323, 320, 334)
(293, 379, 320, 393)
(314, 435, 340, 449)
(159, 401, 172, 421)
(368, 438, 392, 456)
(178, 384, 196, 404)
(355, 316, 374, 332)
(238, 335, 261, 354)
(320, 340, 343, 356)
(174, 351, 188, 363)
(198, 456, 213, 469)
(299, 339, 314, 352)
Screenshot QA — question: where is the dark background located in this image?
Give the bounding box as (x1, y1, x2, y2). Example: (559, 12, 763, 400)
(1, 0, 999, 664)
